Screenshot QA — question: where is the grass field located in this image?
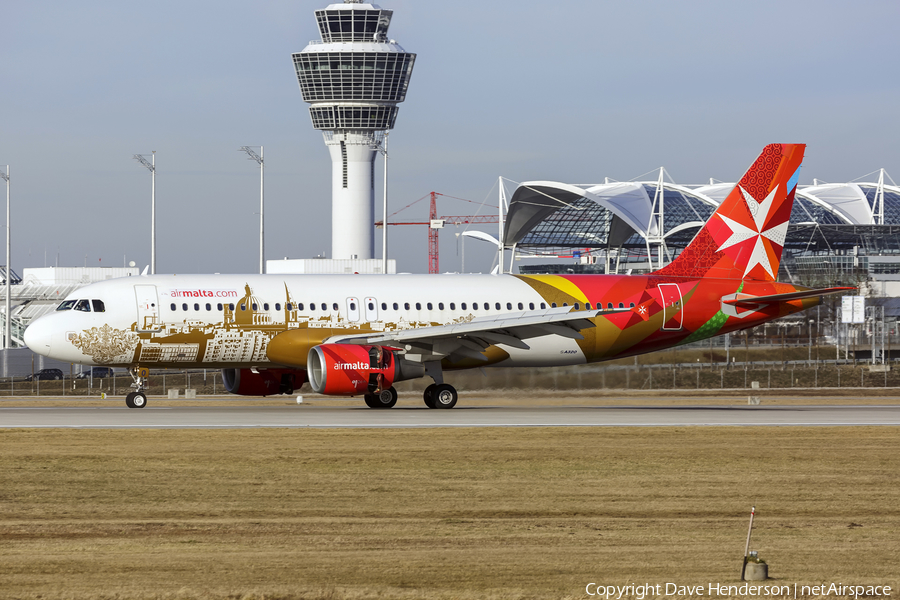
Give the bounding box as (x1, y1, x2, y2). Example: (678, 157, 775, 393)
(2, 426, 899, 599)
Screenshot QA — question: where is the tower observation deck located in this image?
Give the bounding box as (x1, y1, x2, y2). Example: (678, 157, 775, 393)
(293, 0, 415, 260)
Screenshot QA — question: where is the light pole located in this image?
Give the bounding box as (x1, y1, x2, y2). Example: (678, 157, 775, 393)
(0, 165, 9, 349)
(239, 146, 264, 274)
(133, 152, 156, 274)
(378, 133, 388, 275)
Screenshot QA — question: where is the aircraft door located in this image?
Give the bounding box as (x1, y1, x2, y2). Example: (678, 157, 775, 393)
(364, 297, 378, 322)
(658, 283, 683, 331)
(347, 297, 361, 322)
(135, 285, 162, 332)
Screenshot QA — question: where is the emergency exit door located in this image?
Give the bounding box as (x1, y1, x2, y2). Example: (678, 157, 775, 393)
(658, 283, 683, 331)
(135, 285, 162, 332)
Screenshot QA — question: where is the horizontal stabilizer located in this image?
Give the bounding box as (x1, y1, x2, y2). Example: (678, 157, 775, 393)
(722, 286, 856, 307)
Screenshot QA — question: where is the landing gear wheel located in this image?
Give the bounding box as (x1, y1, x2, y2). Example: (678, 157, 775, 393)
(365, 387, 398, 409)
(125, 392, 135, 408)
(376, 386, 397, 408)
(131, 392, 147, 409)
(423, 384, 436, 409)
(432, 384, 457, 409)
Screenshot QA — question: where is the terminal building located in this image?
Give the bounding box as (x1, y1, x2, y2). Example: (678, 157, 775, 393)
(505, 169, 900, 295)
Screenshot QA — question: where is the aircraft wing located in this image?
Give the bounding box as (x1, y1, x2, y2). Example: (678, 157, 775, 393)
(331, 306, 621, 363)
(722, 286, 856, 307)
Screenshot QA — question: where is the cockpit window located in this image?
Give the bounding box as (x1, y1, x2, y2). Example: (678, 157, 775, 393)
(74, 299, 91, 312)
(57, 300, 77, 311)
(91, 299, 105, 313)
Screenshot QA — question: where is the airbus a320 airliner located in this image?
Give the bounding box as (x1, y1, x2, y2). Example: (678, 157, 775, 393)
(24, 144, 851, 409)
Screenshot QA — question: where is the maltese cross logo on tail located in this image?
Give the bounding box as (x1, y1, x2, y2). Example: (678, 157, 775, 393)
(716, 184, 789, 279)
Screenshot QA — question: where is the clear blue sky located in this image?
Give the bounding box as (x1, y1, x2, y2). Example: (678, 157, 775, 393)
(2, 0, 897, 274)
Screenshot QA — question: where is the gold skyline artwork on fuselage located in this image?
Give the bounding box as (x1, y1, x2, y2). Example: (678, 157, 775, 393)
(70, 283, 478, 369)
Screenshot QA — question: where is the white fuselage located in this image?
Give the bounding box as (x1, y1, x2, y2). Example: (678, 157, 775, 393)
(24, 273, 587, 369)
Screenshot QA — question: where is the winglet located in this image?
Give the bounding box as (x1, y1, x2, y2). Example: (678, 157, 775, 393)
(654, 144, 806, 281)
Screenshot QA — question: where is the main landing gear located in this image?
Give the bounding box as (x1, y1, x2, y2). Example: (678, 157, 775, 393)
(362, 361, 459, 409)
(125, 366, 149, 409)
(421, 360, 457, 409)
(423, 383, 458, 409)
(364, 386, 398, 409)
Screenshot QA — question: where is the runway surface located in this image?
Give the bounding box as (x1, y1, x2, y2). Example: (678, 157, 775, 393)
(3, 404, 900, 428)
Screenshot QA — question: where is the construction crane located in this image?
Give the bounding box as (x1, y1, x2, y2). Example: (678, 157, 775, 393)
(375, 191, 499, 274)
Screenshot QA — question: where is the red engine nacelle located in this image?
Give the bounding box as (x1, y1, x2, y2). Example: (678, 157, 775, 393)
(307, 344, 398, 396)
(221, 368, 306, 397)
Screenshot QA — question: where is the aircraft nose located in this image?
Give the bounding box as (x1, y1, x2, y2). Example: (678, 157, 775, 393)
(23, 317, 52, 356)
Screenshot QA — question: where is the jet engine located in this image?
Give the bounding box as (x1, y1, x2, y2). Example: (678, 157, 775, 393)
(308, 344, 417, 396)
(221, 368, 305, 396)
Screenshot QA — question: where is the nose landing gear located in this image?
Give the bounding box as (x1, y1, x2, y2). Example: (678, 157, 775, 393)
(125, 367, 149, 409)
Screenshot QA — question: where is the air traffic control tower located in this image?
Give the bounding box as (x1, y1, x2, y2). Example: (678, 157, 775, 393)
(293, 0, 415, 261)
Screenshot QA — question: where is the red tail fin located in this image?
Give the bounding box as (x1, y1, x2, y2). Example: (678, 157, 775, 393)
(655, 143, 805, 281)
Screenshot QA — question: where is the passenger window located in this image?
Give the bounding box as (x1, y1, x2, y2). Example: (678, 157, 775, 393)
(404, 303, 410, 310)
(517, 302, 523, 310)
(619, 302, 624, 308)
(427, 302, 433, 310)
(562, 302, 568, 307)
(287, 303, 294, 311)
(332, 303, 338, 311)
(171, 303, 177, 311)
(297, 303, 304, 310)
(252, 303, 258, 311)
(551, 303, 557, 308)
(438, 303, 444, 310)
(630, 302, 635, 308)
(194, 303, 200, 311)
(496, 303, 501, 310)
(206, 303, 212, 311)
(586, 303, 592, 309)
(415, 302, 421, 310)
(309, 303, 314, 311)
(450, 302, 456, 310)
(183, 303, 189, 311)
(350, 302, 356, 311)
(529, 303, 535, 310)
(229, 303, 235, 311)
(322, 303, 328, 311)
(472, 303, 478, 310)
(574, 303, 580, 310)
(275, 303, 281, 311)
(57, 300, 76, 311)
(393, 302, 399, 310)
(74, 299, 91, 312)
(240, 304, 246, 311)
(368, 302, 375, 310)
(92, 300, 106, 313)
(540, 303, 546, 309)
(461, 303, 467, 310)
(264, 303, 269, 311)
(381, 302, 387, 310)
(607, 303, 613, 309)
(507, 302, 512, 310)
(217, 303, 223, 311)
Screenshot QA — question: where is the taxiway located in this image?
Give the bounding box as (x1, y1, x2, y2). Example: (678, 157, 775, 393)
(3, 404, 900, 428)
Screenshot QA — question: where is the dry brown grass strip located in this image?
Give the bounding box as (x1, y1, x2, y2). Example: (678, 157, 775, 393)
(1, 427, 898, 599)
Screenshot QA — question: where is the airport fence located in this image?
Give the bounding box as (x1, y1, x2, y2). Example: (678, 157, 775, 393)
(0, 370, 224, 398)
(3, 362, 900, 397)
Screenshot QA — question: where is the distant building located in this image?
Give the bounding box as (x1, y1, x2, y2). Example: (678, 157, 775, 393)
(293, 0, 415, 262)
(506, 170, 900, 295)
